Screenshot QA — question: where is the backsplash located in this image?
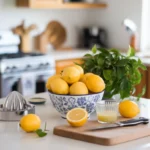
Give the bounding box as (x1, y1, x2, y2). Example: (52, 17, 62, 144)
(0, 9, 95, 49)
(0, 0, 142, 50)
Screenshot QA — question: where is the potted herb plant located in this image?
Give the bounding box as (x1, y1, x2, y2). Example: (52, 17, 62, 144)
(82, 45, 146, 101)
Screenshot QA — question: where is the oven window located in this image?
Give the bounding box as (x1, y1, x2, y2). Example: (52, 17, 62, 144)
(12, 81, 18, 91)
(36, 81, 45, 93)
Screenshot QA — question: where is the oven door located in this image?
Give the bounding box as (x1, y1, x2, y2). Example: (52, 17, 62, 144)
(35, 69, 55, 94)
(1, 69, 55, 97)
(1, 73, 21, 97)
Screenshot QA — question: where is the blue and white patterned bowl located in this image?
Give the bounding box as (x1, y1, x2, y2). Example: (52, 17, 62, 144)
(48, 91, 104, 118)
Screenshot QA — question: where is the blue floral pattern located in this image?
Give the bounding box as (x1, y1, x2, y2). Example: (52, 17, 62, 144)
(49, 91, 104, 118)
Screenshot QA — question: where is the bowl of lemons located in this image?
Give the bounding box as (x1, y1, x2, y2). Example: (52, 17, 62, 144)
(46, 65, 105, 118)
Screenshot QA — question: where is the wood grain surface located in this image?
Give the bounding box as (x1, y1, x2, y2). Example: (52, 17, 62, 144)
(53, 120, 150, 146)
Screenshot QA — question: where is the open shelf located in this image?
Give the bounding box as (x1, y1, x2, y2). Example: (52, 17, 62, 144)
(60, 2, 107, 9)
(16, 0, 107, 9)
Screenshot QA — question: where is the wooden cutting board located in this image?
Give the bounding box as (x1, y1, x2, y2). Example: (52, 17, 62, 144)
(53, 120, 150, 146)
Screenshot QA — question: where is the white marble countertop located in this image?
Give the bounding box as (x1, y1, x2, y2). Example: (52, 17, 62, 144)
(0, 92, 150, 150)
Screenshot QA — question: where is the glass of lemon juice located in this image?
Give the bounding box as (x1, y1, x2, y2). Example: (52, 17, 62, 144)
(96, 100, 118, 123)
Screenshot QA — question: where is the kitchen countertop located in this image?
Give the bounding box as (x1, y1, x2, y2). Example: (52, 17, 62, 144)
(48, 49, 150, 66)
(48, 49, 90, 61)
(0, 92, 150, 150)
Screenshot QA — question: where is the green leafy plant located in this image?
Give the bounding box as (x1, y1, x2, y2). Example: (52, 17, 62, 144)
(82, 45, 147, 100)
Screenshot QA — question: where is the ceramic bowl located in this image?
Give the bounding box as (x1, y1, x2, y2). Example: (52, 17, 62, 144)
(48, 91, 104, 118)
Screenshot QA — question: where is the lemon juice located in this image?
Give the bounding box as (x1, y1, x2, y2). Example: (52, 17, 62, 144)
(97, 111, 117, 123)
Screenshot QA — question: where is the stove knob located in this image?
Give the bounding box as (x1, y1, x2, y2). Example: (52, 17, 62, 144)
(26, 65, 31, 68)
(12, 66, 17, 70)
(5, 67, 10, 72)
(11, 66, 17, 72)
(39, 63, 44, 67)
(25, 65, 31, 70)
(45, 63, 50, 66)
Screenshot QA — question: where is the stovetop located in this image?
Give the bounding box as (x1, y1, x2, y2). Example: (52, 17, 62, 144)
(0, 52, 44, 59)
(0, 52, 55, 74)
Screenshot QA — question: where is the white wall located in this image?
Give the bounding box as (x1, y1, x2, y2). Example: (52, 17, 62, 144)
(0, 0, 96, 49)
(0, 0, 142, 50)
(141, 0, 150, 51)
(92, 0, 142, 50)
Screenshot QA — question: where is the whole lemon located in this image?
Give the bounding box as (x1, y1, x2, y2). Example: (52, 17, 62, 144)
(50, 78, 69, 94)
(61, 66, 80, 84)
(69, 82, 88, 95)
(85, 74, 105, 93)
(80, 73, 94, 83)
(73, 65, 84, 80)
(20, 114, 41, 132)
(46, 74, 61, 91)
(119, 100, 140, 118)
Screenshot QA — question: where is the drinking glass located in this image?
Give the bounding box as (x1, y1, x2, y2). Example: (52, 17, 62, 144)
(96, 100, 118, 123)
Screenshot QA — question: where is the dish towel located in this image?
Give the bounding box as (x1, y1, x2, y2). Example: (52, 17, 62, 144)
(18, 72, 36, 96)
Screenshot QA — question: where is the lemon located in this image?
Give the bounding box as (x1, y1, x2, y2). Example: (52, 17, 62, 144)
(50, 78, 69, 94)
(85, 74, 105, 93)
(69, 82, 88, 95)
(20, 114, 41, 132)
(46, 74, 61, 91)
(73, 65, 84, 80)
(119, 100, 140, 118)
(80, 73, 94, 83)
(61, 66, 80, 84)
(66, 108, 88, 127)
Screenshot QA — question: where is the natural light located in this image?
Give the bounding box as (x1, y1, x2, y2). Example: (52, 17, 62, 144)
(141, 0, 150, 51)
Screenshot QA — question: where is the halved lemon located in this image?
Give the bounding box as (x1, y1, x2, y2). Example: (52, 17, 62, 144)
(66, 108, 88, 127)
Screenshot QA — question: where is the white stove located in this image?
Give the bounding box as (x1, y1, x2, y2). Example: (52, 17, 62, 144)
(0, 30, 55, 97)
(0, 55, 55, 97)
(0, 55, 55, 74)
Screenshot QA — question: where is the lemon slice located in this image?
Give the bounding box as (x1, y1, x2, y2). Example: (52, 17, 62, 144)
(66, 108, 88, 127)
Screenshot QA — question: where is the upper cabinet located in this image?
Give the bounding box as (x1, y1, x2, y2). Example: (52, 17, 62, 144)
(16, 0, 107, 9)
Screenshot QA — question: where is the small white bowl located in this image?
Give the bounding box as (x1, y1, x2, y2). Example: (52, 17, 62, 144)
(29, 97, 46, 105)
(48, 91, 104, 118)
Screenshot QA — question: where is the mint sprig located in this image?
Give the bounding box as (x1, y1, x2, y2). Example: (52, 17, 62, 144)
(36, 129, 47, 137)
(82, 45, 147, 100)
(35, 122, 49, 137)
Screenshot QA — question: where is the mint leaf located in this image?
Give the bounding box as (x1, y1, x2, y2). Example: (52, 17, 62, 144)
(109, 49, 119, 54)
(116, 59, 129, 66)
(92, 45, 97, 54)
(139, 64, 147, 70)
(117, 67, 126, 79)
(36, 129, 47, 137)
(97, 55, 104, 66)
(103, 70, 112, 80)
(127, 46, 135, 57)
(97, 48, 110, 55)
(84, 54, 93, 57)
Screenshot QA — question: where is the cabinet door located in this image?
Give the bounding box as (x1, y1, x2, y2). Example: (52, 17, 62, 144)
(56, 59, 83, 74)
(146, 67, 150, 98)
